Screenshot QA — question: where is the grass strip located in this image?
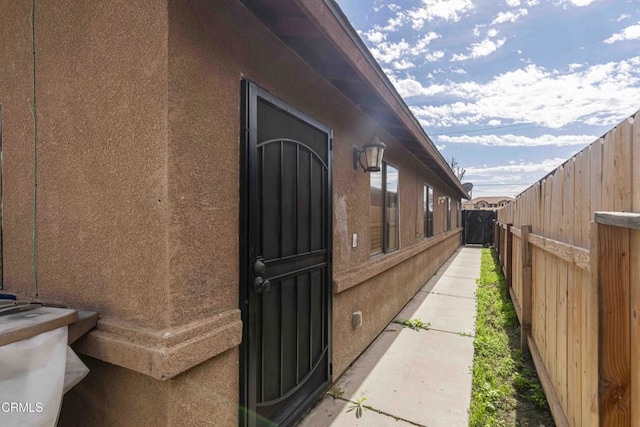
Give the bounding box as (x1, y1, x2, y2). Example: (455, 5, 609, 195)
(469, 249, 553, 426)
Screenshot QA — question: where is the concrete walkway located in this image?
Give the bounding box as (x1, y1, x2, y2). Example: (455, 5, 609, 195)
(299, 246, 482, 427)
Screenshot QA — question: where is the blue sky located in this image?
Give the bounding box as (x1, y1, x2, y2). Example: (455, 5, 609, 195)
(335, 0, 640, 198)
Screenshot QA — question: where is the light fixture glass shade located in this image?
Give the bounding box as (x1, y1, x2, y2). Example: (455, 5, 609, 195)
(363, 134, 386, 172)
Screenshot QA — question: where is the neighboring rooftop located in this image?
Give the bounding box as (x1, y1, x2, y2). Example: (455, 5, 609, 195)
(470, 197, 514, 204)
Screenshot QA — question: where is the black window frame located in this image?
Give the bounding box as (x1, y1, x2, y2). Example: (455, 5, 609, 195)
(369, 162, 400, 256)
(423, 184, 434, 238)
(446, 196, 451, 231)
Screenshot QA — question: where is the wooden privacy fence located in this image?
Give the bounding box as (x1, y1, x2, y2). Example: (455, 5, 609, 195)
(495, 111, 640, 427)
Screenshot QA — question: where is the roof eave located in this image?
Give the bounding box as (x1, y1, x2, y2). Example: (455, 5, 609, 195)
(296, 0, 469, 199)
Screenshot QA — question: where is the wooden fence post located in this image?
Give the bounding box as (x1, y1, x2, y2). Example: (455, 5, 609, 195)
(521, 225, 532, 352)
(593, 221, 631, 426)
(505, 224, 513, 297)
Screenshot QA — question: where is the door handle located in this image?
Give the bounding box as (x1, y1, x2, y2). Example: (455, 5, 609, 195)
(254, 276, 271, 294)
(254, 260, 266, 275)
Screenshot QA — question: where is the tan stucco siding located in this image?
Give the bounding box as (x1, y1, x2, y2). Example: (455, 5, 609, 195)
(1, 0, 171, 328)
(2, 0, 463, 425)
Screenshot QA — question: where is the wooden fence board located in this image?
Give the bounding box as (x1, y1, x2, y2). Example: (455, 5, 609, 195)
(631, 229, 640, 427)
(564, 159, 577, 424)
(597, 224, 631, 425)
(533, 246, 546, 360)
(574, 151, 588, 426)
(591, 138, 603, 213)
(602, 131, 616, 211)
(529, 335, 570, 427)
(595, 212, 640, 230)
(615, 118, 633, 212)
(588, 139, 603, 427)
(522, 225, 533, 351)
(527, 233, 590, 271)
(545, 176, 556, 389)
(631, 113, 640, 427)
(555, 168, 568, 414)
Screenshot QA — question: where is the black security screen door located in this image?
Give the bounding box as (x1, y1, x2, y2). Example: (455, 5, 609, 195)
(240, 82, 333, 427)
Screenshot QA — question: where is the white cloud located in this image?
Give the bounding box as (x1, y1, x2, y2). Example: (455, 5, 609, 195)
(388, 4, 402, 12)
(526, 0, 539, 5)
(555, 0, 597, 6)
(367, 31, 442, 65)
(425, 50, 446, 62)
(568, 63, 584, 70)
(408, 0, 474, 29)
(388, 75, 446, 98)
(415, 32, 441, 49)
(438, 133, 597, 147)
(487, 28, 500, 38)
(506, 0, 521, 6)
(451, 38, 506, 61)
(364, 29, 387, 44)
(436, 144, 446, 150)
(369, 39, 411, 63)
(410, 56, 640, 129)
(466, 158, 566, 175)
(488, 119, 502, 125)
(604, 22, 640, 44)
(393, 59, 416, 70)
(465, 158, 567, 197)
(492, 8, 528, 25)
(617, 14, 631, 22)
(451, 67, 467, 74)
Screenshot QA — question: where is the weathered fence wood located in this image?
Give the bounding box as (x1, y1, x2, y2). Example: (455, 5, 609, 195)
(596, 223, 631, 425)
(529, 335, 570, 427)
(594, 212, 640, 230)
(631, 115, 640, 427)
(527, 233, 590, 272)
(631, 229, 640, 427)
(521, 225, 532, 351)
(511, 226, 522, 238)
(505, 223, 512, 297)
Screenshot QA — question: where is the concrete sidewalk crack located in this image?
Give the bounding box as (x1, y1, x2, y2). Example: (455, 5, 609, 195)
(428, 327, 475, 338)
(334, 396, 427, 426)
(439, 274, 480, 280)
(418, 290, 476, 300)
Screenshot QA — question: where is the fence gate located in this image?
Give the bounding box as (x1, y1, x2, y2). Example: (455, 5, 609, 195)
(463, 210, 496, 245)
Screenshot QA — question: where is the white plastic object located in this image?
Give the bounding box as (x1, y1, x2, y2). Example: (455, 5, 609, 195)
(0, 326, 68, 426)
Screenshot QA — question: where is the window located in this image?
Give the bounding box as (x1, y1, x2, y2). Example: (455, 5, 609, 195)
(423, 185, 434, 238)
(446, 197, 451, 231)
(370, 163, 399, 255)
(456, 201, 460, 228)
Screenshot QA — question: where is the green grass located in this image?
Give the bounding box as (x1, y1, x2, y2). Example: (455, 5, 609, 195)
(393, 318, 431, 331)
(469, 249, 552, 427)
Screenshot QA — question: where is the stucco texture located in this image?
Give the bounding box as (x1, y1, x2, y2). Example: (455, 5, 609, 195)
(0, 0, 37, 296)
(1, 0, 463, 424)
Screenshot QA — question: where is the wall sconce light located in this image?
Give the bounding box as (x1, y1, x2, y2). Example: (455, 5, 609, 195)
(438, 196, 447, 204)
(353, 133, 386, 172)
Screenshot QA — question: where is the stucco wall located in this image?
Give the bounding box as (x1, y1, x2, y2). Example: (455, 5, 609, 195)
(2, 0, 462, 425)
(0, 0, 170, 327)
